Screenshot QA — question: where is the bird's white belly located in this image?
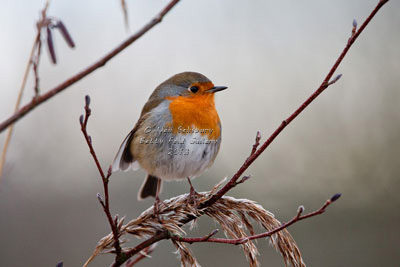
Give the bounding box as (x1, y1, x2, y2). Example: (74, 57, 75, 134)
(151, 132, 221, 180)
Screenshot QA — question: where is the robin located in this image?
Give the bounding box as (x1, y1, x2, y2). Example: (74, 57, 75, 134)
(112, 72, 227, 214)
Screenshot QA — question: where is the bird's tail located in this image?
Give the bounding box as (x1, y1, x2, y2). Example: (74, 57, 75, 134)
(138, 175, 162, 200)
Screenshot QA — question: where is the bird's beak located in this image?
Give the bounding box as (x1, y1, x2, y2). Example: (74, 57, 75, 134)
(208, 86, 228, 93)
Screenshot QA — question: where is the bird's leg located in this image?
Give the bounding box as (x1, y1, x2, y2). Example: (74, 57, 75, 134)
(153, 178, 163, 222)
(187, 177, 199, 206)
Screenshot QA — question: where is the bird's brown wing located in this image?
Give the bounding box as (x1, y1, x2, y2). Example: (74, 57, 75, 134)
(111, 123, 139, 172)
(111, 98, 163, 172)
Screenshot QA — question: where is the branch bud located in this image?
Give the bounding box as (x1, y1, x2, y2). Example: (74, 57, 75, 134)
(107, 165, 113, 178)
(210, 229, 219, 237)
(352, 19, 358, 28)
(297, 205, 305, 214)
(327, 74, 343, 86)
(333, 74, 342, 82)
(55, 20, 75, 48)
(46, 26, 57, 64)
(79, 114, 84, 125)
(85, 95, 91, 107)
(97, 193, 104, 204)
(330, 193, 341, 202)
(235, 174, 251, 185)
(241, 175, 251, 183)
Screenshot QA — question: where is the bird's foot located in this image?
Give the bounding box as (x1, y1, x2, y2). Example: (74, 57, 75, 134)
(186, 177, 200, 207)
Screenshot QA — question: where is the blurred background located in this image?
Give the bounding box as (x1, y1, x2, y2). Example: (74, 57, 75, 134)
(1, 0, 399, 266)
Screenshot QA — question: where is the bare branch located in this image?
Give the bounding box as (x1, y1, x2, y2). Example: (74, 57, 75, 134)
(0, 0, 181, 133)
(200, 0, 389, 209)
(32, 55, 41, 96)
(113, 232, 169, 267)
(125, 245, 156, 267)
(172, 194, 341, 245)
(79, 95, 123, 263)
(250, 131, 261, 156)
(171, 229, 219, 244)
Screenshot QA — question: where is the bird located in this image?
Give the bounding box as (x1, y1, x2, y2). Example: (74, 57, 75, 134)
(111, 71, 227, 214)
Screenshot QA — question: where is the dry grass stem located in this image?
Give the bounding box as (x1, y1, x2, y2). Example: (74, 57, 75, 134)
(0, 0, 50, 177)
(85, 181, 305, 267)
(120, 0, 130, 31)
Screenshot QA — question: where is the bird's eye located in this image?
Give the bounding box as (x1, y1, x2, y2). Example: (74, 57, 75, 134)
(189, 86, 199, 93)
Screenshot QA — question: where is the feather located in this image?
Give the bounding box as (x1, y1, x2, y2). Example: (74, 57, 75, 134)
(111, 130, 139, 172)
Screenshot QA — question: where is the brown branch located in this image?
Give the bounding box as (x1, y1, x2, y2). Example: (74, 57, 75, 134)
(171, 229, 219, 244)
(33, 32, 43, 96)
(250, 131, 261, 156)
(113, 232, 170, 267)
(79, 95, 124, 263)
(125, 244, 156, 267)
(0, 0, 180, 134)
(113, 1, 389, 265)
(201, 0, 389, 208)
(172, 194, 341, 245)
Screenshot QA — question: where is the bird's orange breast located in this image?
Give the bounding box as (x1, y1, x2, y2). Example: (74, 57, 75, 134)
(166, 94, 221, 139)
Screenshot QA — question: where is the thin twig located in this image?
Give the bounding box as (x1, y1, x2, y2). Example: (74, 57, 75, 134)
(79, 95, 123, 262)
(120, 0, 130, 32)
(0, 0, 180, 134)
(113, 232, 169, 267)
(125, 245, 156, 267)
(112, 1, 389, 265)
(201, 0, 389, 208)
(172, 194, 341, 245)
(234, 175, 251, 186)
(171, 229, 219, 244)
(250, 131, 261, 156)
(0, 1, 49, 177)
(33, 37, 43, 96)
